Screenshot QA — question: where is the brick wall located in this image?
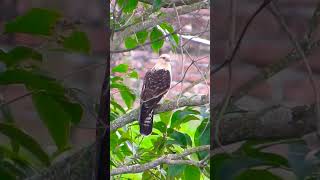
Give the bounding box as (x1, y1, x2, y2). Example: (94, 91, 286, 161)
(213, 0, 320, 107)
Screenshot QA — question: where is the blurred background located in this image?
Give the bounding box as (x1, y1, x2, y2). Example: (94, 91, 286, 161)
(212, 1, 320, 179)
(0, 0, 106, 152)
(110, 7, 210, 109)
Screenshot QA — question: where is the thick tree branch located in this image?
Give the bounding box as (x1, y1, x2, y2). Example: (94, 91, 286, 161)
(117, 1, 209, 39)
(139, 0, 204, 7)
(111, 145, 210, 175)
(111, 95, 209, 132)
(216, 104, 317, 146)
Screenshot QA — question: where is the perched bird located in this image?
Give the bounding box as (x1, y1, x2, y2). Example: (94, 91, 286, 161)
(139, 54, 172, 135)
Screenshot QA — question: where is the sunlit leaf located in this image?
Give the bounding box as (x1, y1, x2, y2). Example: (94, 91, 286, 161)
(112, 64, 129, 73)
(154, 121, 167, 133)
(124, 36, 138, 49)
(128, 70, 139, 79)
(170, 108, 199, 128)
(111, 100, 126, 114)
(150, 27, 164, 52)
(168, 164, 186, 177)
(167, 130, 192, 148)
(184, 165, 200, 180)
(160, 22, 179, 47)
(160, 111, 172, 125)
(118, 0, 138, 13)
(194, 118, 209, 159)
(136, 30, 148, 44)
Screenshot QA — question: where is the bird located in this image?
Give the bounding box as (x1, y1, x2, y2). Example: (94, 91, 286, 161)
(139, 54, 172, 135)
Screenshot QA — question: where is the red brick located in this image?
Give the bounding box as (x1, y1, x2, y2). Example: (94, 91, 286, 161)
(87, 28, 107, 53)
(212, 66, 272, 99)
(238, 40, 292, 66)
(284, 79, 320, 104)
(14, 34, 44, 46)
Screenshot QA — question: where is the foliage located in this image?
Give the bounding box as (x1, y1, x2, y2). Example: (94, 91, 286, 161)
(112, 0, 179, 53)
(211, 138, 320, 180)
(110, 62, 209, 179)
(0, 7, 90, 178)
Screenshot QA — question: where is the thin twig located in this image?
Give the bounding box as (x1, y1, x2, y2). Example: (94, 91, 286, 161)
(211, 0, 274, 75)
(268, 2, 320, 136)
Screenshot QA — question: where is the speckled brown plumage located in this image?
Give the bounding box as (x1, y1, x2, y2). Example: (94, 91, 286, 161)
(139, 54, 171, 135)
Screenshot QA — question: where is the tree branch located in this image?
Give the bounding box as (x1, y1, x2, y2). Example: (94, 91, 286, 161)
(26, 103, 318, 179)
(111, 145, 210, 176)
(116, 1, 209, 39)
(138, 0, 204, 7)
(216, 104, 317, 146)
(111, 95, 209, 132)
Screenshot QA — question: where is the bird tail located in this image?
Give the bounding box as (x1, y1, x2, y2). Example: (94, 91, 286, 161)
(139, 102, 154, 135)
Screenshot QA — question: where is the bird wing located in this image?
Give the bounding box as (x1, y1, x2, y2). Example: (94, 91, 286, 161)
(140, 69, 171, 103)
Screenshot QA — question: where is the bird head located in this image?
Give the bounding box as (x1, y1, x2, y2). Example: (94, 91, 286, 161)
(159, 54, 171, 63)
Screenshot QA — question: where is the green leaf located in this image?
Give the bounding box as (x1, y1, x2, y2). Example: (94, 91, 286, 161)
(128, 70, 139, 79)
(0, 46, 42, 67)
(124, 36, 138, 49)
(32, 93, 71, 150)
(167, 130, 192, 147)
(112, 64, 129, 73)
(0, 145, 33, 172)
(1, 160, 26, 178)
(153, 0, 162, 11)
(118, 0, 138, 13)
(62, 31, 90, 54)
(184, 165, 200, 180)
(160, 22, 179, 47)
(168, 164, 186, 177)
(235, 169, 282, 180)
(111, 82, 136, 109)
(154, 121, 167, 133)
(111, 100, 126, 114)
(111, 76, 123, 83)
(136, 30, 148, 44)
(170, 108, 199, 128)
(0, 164, 15, 180)
(160, 111, 172, 125)
(194, 118, 210, 159)
(213, 156, 265, 180)
(0, 123, 50, 166)
(211, 153, 232, 178)
(5, 8, 60, 36)
(142, 171, 155, 180)
(119, 90, 135, 109)
(288, 143, 314, 180)
(150, 27, 164, 52)
(56, 99, 83, 124)
(0, 69, 65, 95)
(238, 140, 289, 168)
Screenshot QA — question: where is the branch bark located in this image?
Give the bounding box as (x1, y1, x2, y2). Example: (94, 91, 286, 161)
(216, 104, 317, 146)
(111, 145, 210, 176)
(111, 95, 209, 132)
(116, 1, 209, 39)
(138, 0, 204, 7)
